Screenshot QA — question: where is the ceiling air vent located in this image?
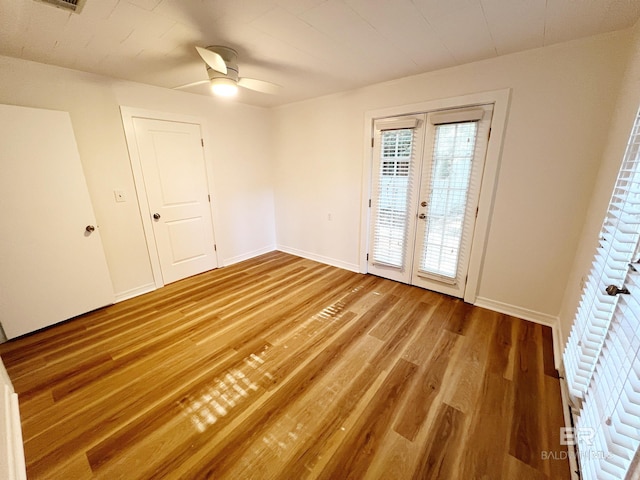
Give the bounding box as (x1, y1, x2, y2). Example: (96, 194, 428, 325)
(33, 0, 86, 14)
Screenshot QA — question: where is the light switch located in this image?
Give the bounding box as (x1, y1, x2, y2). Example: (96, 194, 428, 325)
(114, 189, 126, 203)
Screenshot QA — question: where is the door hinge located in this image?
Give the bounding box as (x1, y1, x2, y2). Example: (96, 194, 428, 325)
(369, 199, 372, 208)
(208, 194, 211, 203)
(371, 137, 374, 147)
(366, 253, 369, 261)
(201, 138, 204, 147)
(488, 128, 491, 140)
(214, 244, 217, 251)
(475, 207, 479, 218)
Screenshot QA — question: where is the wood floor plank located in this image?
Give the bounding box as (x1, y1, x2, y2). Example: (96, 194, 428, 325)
(393, 329, 459, 441)
(0, 252, 570, 479)
(486, 311, 514, 378)
(317, 358, 418, 480)
(363, 430, 420, 480)
(458, 372, 515, 479)
(412, 402, 466, 480)
(510, 321, 551, 475)
(440, 307, 496, 415)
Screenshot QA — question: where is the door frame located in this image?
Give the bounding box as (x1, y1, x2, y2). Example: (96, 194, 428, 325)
(360, 89, 511, 303)
(120, 107, 220, 289)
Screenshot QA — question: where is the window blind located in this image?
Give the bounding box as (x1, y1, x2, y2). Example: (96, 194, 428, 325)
(418, 121, 478, 280)
(414, 105, 492, 288)
(576, 247, 640, 479)
(564, 108, 640, 479)
(371, 123, 417, 268)
(564, 112, 640, 403)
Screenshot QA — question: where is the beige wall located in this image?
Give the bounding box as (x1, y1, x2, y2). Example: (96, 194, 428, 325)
(0, 55, 276, 300)
(272, 30, 631, 320)
(559, 19, 640, 344)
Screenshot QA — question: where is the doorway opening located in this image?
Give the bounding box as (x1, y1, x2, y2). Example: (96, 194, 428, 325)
(121, 108, 219, 289)
(362, 90, 509, 303)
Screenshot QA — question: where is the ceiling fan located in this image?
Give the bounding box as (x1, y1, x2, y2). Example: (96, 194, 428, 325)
(175, 46, 281, 97)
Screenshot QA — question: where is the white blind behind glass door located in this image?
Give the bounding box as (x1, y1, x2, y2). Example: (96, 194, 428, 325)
(372, 128, 415, 268)
(411, 105, 492, 298)
(419, 121, 478, 279)
(368, 115, 424, 285)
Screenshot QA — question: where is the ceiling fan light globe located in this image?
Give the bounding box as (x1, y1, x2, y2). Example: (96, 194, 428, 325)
(210, 78, 238, 97)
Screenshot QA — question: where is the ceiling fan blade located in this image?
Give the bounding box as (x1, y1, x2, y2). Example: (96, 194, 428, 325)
(195, 46, 227, 75)
(173, 79, 209, 90)
(238, 77, 281, 95)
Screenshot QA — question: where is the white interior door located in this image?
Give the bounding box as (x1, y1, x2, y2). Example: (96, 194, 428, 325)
(132, 118, 217, 285)
(0, 104, 114, 339)
(368, 105, 493, 298)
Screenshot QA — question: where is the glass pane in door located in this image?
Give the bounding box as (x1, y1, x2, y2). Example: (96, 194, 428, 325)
(419, 122, 478, 280)
(371, 128, 414, 267)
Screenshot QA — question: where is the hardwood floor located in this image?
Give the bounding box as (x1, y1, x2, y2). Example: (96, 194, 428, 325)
(0, 252, 571, 479)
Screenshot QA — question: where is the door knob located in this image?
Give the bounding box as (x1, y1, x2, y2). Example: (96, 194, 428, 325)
(418, 213, 426, 219)
(153, 213, 161, 220)
(85, 225, 95, 233)
(606, 284, 630, 296)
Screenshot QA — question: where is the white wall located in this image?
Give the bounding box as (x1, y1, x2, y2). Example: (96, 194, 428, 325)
(0, 28, 634, 325)
(0, 55, 276, 300)
(559, 19, 640, 345)
(272, 30, 631, 319)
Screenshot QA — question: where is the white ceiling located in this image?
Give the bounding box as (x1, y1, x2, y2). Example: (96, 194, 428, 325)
(1, 0, 639, 107)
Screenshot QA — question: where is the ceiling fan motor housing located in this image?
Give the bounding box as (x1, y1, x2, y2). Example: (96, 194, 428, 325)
(205, 46, 239, 82)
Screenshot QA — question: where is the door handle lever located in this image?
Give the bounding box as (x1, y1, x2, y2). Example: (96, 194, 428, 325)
(606, 284, 630, 296)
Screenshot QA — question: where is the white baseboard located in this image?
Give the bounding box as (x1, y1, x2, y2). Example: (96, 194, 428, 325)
(114, 283, 156, 303)
(555, 320, 566, 371)
(559, 375, 581, 480)
(474, 296, 563, 369)
(222, 245, 277, 267)
(114, 247, 278, 303)
(0, 359, 26, 480)
(276, 245, 360, 273)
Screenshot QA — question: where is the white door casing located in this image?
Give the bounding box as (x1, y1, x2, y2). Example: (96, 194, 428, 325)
(131, 117, 217, 285)
(0, 104, 114, 339)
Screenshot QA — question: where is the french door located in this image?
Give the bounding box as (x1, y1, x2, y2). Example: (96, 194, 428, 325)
(368, 105, 493, 298)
